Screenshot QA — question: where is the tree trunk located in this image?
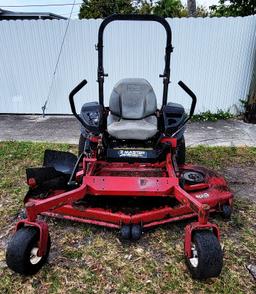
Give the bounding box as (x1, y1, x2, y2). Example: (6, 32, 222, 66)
(187, 0, 196, 17)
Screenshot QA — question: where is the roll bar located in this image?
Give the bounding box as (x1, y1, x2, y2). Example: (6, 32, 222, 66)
(96, 14, 173, 107)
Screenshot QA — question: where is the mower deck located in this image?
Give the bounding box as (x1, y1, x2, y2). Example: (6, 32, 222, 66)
(23, 157, 232, 230)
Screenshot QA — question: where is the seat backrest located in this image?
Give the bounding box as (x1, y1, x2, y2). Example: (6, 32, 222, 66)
(109, 78, 157, 119)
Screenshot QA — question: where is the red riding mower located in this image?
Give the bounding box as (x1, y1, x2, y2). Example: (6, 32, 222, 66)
(6, 14, 233, 279)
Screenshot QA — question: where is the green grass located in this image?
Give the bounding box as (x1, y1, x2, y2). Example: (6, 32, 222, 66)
(0, 141, 255, 294)
(187, 145, 256, 169)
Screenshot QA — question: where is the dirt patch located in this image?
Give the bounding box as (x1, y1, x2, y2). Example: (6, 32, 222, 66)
(223, 165, 256, 202)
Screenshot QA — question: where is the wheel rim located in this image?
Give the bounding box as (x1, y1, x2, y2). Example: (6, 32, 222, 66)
(189, 243, 199, 268)
(183, 171, 204, 184)
(30, 247, 42, 265)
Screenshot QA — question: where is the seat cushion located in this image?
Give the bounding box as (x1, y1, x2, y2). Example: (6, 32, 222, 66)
(107, 114, 157, 140)
(109, 78, 157, 119)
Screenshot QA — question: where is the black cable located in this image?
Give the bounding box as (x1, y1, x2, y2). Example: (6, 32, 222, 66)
(41, 0, 76, 115)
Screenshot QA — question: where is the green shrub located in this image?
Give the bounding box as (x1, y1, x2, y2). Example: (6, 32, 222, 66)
(192, 109, 234, 122)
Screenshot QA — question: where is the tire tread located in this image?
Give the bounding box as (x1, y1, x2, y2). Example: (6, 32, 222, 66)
(187, 230, 223, 279)
(6, 227, 50, 275)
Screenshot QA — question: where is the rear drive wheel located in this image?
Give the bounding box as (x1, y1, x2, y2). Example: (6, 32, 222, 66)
(186, 230, 223, 280)
(6, 227, 51, 275)
(176, 136, 186, 165)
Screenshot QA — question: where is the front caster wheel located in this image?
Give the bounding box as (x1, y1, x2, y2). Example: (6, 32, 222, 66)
(6, 227, 51, 275)
(131, 224, 142, 241)
(186, 230, 223, 280)
(120, 225, 131, 240)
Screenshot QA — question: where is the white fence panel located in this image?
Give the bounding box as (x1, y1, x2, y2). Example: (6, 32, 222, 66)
(0, 16, 255, 114)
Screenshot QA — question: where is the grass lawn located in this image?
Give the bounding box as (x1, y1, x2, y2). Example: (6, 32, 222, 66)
(0, 141, 255, 293)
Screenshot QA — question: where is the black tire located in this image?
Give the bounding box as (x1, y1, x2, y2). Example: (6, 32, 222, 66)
(176, 136, 186, 165)
(78, 134, 86, 156)
(131, 225, 142, 241)
(186, 230, 223, 280)
(6, 227, 51, 275)
(221, 204, 232, 219)
(120, 225, 131, 240)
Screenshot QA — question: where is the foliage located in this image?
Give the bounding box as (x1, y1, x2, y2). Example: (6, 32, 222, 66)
(79, 0, 135, 19)
(192, 109, 234, 121)
(79, 0, 209, 19)
(139, 0, 208, 17)
(194, 5, 209, 17)
(137, 0, 154, 14)
(210, 0, 256, 17)
(239, 98, 248, 111)
(153, 0, 185, 18)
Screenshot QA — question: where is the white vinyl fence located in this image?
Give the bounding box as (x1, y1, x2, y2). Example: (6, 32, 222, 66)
(0, 16, 255, 114)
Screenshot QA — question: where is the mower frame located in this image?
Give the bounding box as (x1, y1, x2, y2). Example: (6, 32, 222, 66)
(20, 136, 232, 259)
(7, 14, 233, 279)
